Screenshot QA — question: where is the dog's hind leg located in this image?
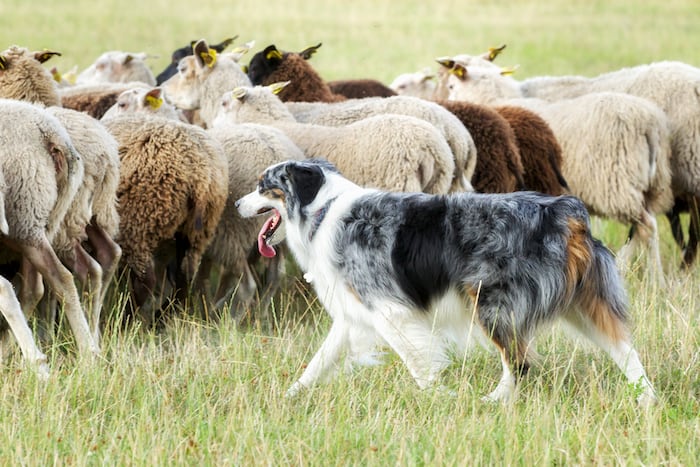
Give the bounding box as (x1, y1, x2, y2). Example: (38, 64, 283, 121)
(286, 319, 349, 397)
(562, 310, 656, 407)
(372, 305, 451, 389)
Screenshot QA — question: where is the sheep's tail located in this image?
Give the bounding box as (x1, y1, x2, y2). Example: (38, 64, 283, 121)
(643, 115, 674, 215)
(47, 143, 83, 242)
(92, 152, 120, 237)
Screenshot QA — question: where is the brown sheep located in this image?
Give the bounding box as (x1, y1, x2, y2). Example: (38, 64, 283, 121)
(327, 79, 397, 99)
(246, 44, 525, 194)
(493, 105, 569, 196)
(102, 114, 228, 323)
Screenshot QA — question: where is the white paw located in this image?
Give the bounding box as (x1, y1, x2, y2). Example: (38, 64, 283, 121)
(286, 381, 305, 398)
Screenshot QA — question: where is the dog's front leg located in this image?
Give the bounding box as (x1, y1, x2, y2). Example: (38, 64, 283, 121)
(286, 319, 349, 397)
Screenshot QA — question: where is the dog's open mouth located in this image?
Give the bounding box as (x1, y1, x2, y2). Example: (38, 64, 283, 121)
(258, 208, 282, 258)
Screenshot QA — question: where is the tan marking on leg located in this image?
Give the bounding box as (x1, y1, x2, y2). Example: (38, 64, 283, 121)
(565, 218, 593, 296)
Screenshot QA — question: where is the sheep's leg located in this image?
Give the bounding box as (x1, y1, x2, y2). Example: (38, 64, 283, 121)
(665, 201, 686, 251)
(682, 195, 700, 267)
(85, 222, 122, 306)
(18, 257, 44, 319)
(216, 264, 257, 324)
(70, 243, 103, 345)
(617, 212, 664, 287)
(0, 276, 49, 379)
(21, 236, 99, 357)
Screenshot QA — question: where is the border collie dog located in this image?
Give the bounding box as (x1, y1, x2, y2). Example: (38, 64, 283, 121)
(236, 159, 656, 405)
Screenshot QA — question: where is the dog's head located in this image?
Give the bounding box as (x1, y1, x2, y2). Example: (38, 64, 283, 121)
(236, 159, 338, 257)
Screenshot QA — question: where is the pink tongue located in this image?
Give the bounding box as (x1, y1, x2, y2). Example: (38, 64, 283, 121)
(258, 215, 278, 258)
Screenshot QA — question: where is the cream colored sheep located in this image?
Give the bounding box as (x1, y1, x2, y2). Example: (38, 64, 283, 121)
(0, 99, 98, 357)
(0, 45, 60, 106)
(442, 64, 674, 283)
(287, 96, 476, 192)
(162, 39, 252, 128)
(213, 83, 456, 195)
(76, 51, 157, 86)
(102, 86, 187, 121)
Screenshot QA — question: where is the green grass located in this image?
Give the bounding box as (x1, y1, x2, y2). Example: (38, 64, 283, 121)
(1, 0, 700, 465)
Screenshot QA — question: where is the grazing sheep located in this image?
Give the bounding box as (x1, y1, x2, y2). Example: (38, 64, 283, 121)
(59, 82, 150, 119)
(46, 107, 121, 343)
(155, 36, 240, 85)
(491, 104, 569, 196)
(498, 58, 700, 267)
(327, 79, 397, 98)
(442, 63, 674, 282)
(162, 39, 252, 128)
(247, 44, 344, 102)
(389, 68, 438, 100)
(102, 86, 187, 122)
(391, 65, 568, 196)
(0, 99, 99, 356)
(0, 45, 123, 343)
(76, 51, 157, 86)
(437, 99, 525, 193)
(0, 45, 61, 106)
(101, 114, 228, 322)
(205, 122, 306, 318)
(214, 83, 456, 195)
(287, 96, 477, 192)
(0, 171, 50, 378)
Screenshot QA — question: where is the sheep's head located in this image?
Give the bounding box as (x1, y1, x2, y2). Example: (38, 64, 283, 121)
(389, 68, 436, 99)
(0, 45, 61, 106)
(247, 44, 284, 85)
(76, 51, 156, 86)
(438, 60, 521, 104)
(161, 55, 200, 109)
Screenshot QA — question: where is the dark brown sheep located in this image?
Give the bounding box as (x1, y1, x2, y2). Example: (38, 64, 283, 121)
(327, 79, 397, 98)
(438, 100, 525, 193)
(494, 105, 569, 196)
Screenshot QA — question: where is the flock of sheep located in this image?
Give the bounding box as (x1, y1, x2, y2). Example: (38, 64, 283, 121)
(0, 37, 698, 378)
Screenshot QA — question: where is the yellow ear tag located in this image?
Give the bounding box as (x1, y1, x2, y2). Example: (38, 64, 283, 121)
(266, 49, 283, 61)
(435, 57, 455, 69)
(269, 81, 290, 95)
(200, 49, 217, 68)
(145, 94, 163, 110)
(500, 65, 519, 76)
(51, 67, 62, 82)
(449, 65, 466, 79)
(0, 56, 7, 70)
(231, 87, 247, 100)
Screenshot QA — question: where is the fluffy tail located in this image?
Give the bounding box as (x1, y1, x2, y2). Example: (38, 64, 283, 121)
(577, 237, 630, 341)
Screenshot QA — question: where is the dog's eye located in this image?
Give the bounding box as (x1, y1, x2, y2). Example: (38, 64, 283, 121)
(280, 174, 288, 184)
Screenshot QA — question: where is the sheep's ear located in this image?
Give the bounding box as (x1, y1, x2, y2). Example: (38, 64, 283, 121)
(449, 63, 468, 79)
(240, 64, 249, 74)
(0, 55, 6, 70)
(299, 43, 322, 60)
(231, 87, 248, 101)
(264, 45, 283, 62)
(435, 57, 456, 70)
(484, 44, 506, 61)
(193, 39, 217, 68)
(231, 40, 255, 56)
(500, 65, 519, 76)
(144, 88, 163, 109)
(34, 50, 61, 63)
(268, 81, 290, 95)
(212, 35, 238, 53)
(420, 68, 435, 82)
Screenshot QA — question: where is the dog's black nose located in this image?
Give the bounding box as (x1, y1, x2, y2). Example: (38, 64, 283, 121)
(234, 199, 242, 209)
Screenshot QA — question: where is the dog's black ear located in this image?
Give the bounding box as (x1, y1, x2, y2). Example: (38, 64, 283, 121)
(286, 163, 325, 207)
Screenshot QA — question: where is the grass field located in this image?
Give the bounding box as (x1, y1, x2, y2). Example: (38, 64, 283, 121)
(1, 0, 700, 465)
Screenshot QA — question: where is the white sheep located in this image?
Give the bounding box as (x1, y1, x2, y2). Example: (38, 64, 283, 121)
(76, 51, 157, 86)
(0, 171, 50, 378)
(102, 86, 188, 122)
(214, 83, 456, 195)
(45, 107, 121, 343)
(286, 95, 477, 192)
(441, 64, 674, 283)
(162, 39, 252, 128)
(205, 122, 306, 319)
(0, 99, 99, 357)
(101, 82, 304, 319)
